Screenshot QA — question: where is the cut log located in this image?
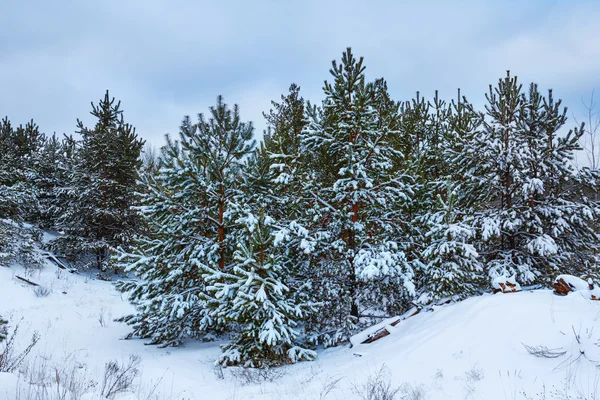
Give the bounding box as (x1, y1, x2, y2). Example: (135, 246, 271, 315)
(492, 275, 522, 294)
(553, 275, 588, 296)
(15, 275, 39, 286)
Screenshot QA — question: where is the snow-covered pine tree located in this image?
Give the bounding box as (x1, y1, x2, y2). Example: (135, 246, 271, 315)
(249, 84, 327, 352)
(204, 212, 316, 367)
(420, 183, 483, 303)
(51, 92, 144, 270)
(0, 118, 42, 220)
(253, 83, 307, 220)
(460, 72, 600, 285)
(399, 92, 447, 301)
(33, 133, 77, 229)
(0, 316, 6, 343)
(458, 72, 531, 282)
(414, 90, 485, 300)
(300, 49, 414, 346)
(117, 97, 255, 346)
(0, 117, 44, 269)
(519, 85, 600, 280)
(0, 317, 6, 342)
(445, 89, 483, 202)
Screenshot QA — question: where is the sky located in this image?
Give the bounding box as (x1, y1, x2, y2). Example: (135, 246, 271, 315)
(1, 0, 600, 161)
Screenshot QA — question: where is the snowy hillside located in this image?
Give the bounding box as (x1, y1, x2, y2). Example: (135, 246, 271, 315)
(2, 261, 600, 400)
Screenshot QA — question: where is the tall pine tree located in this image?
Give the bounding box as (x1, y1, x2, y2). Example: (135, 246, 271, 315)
(300, 49, 414, 346)
(117, 96, 255, 345)
(51, 92, 144, 270)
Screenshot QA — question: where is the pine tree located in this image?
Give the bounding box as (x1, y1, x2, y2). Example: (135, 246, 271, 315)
(410, 90, 484, 301)
(0, 317, 6, 342)
(460, 72, 600, 285)
(0, 117, 43, 269)
(251, 83, 307, 220)
(0, 118, 40, 220)
(32, 133, 76, 229)
(205, 213, 316, 367)
(420, 183, 483, 303)
(300, 49, 414, 346)
(51, 92, 144, 270)
(117, 96, 255, 346)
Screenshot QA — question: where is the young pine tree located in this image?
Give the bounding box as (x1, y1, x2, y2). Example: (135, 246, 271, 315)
(420, 183, 483, 303)
(461, 73, 600, 285)
(205, 213, 316, 367)
(0, 118, 44, 269)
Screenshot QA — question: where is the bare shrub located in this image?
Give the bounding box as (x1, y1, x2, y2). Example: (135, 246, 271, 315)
(400, 383, 427, 400)
(213, 364, 225, 380)
(464, 364, 485, 382)
(98, 307, 111, 328)
(100, 355, 141, 399)
(34, 285, 52, 297)
(229, 365, 286, 385)
(16, 353, 96, 400)
(351, 365, 401, 400)
(0, 321, 40, 372)
(319, 376, 343, 399)
(522, 343, 566, 359)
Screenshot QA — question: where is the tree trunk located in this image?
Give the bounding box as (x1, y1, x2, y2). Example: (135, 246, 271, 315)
(218, 199, 225, 271)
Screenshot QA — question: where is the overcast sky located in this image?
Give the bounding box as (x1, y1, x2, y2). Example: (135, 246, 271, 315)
(2, 0, 600, 153)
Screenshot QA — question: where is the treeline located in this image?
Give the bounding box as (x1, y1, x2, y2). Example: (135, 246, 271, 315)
(1, 48, 599, 368)
(0, 92, 144, 272)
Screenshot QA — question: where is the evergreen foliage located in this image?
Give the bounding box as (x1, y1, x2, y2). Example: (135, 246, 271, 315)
(1, 48, 599, 368)
(116, 96, 255, 346)
(51, 91, 144, 270)
(300, 49, 415, 346)
(459, 73, 600, 284)
(0, 118, 44, 269)
(0, 317, 6, 343)
(420, 183, 483, 303)
(205, 213, 316, 367)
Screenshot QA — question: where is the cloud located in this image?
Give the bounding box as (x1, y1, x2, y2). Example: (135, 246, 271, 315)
(0, 0, 599, 148)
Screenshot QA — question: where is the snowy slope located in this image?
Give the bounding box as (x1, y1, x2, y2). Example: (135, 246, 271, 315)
(1, 261, 600, 400)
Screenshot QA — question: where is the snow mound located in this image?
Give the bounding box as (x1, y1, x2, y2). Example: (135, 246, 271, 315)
(2, 261, 600, 399)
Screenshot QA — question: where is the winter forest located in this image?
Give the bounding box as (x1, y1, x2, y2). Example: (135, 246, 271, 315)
(1, 47, 599, 371)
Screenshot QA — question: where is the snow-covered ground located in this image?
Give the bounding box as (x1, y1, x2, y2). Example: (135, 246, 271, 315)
(1, 260, 600, 400)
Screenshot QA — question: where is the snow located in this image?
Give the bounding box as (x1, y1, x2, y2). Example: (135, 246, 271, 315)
(0, 373, 18, 400)
(2, 261, 600, 399)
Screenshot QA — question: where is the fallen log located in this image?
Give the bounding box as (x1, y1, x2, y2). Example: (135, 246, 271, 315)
(361, 307, 422, 344)
(45, 253, 79, 274)
(15, 275, 39, 286)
